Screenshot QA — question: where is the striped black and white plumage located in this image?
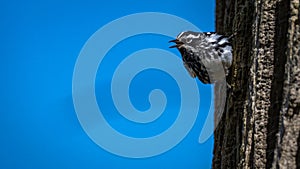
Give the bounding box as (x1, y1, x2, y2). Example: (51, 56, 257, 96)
(169, 31, 233, 84)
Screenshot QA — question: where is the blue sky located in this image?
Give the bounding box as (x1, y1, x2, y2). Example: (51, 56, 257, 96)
(0, 1, 216, 169)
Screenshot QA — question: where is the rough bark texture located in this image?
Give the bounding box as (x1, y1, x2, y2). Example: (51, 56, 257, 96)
(213, 0, 300, 168)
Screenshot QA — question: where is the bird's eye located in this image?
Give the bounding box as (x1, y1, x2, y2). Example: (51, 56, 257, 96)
(186, 38, 193, 43)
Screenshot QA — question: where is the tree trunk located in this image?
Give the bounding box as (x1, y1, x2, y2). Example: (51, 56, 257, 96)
(213, 0, 300, 168)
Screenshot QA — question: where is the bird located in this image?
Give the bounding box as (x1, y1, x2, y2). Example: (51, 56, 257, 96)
(169, 31, 233, 84)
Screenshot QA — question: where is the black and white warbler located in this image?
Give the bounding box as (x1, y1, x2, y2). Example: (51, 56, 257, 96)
(169, 31, 233, 84)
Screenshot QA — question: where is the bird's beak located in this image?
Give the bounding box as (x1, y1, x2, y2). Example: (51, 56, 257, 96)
(169, 39, 184, 48)
(169, 39, 179, 43)
(169, 45, 178, 48)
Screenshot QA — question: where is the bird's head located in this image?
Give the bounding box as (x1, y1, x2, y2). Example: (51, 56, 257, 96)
(169, 31, 204, 56)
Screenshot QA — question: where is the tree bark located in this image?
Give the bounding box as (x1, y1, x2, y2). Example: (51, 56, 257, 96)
(213, 0, 300, 168)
